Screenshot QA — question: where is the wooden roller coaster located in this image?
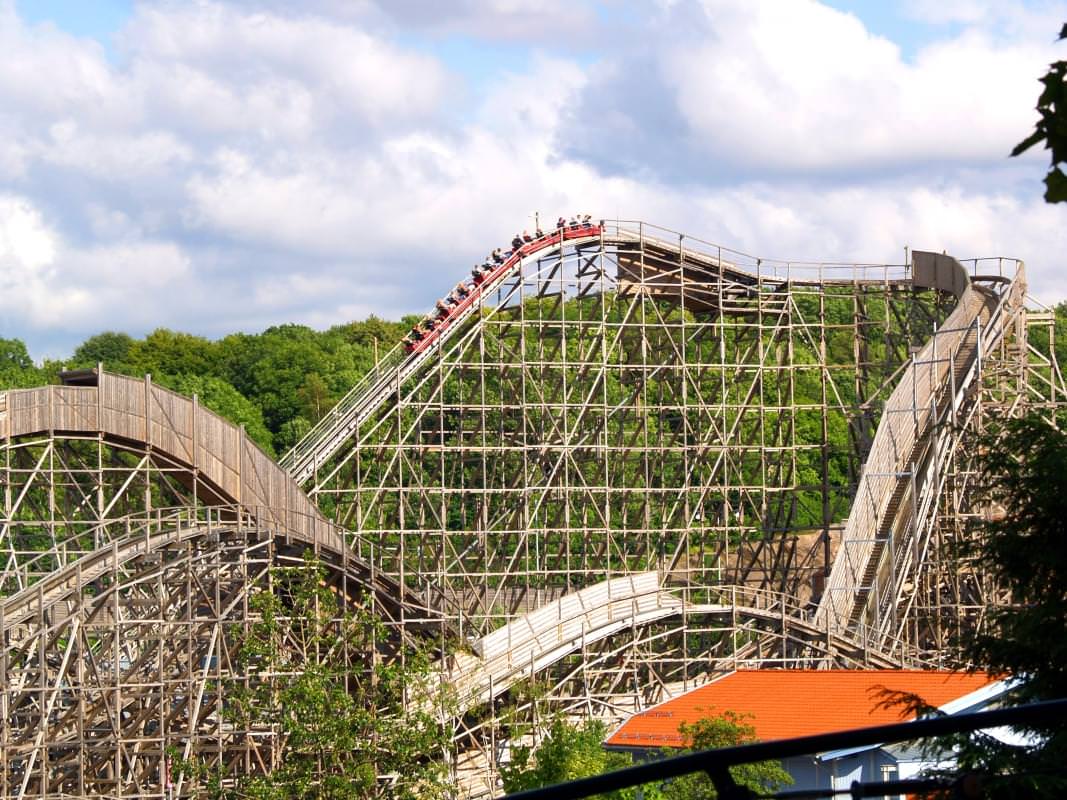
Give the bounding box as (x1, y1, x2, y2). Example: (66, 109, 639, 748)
(1, 219, 1061, 798)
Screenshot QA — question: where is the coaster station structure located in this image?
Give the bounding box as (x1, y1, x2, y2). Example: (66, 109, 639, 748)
(0, 219, 1061, 798)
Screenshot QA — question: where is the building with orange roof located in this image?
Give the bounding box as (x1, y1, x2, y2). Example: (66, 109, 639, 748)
(605, 670, 1008, 797)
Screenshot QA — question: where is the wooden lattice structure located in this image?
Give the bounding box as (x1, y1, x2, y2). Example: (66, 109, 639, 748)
(1, 219, 1061, 798)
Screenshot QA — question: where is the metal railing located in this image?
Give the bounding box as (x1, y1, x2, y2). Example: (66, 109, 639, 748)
(279, 227, 607, 486)
(279, 220, 918, 489)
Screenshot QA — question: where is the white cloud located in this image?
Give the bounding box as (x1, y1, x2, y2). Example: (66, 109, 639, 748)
(0, 195, 90, 328)
(120, 3, 450, 137)
(70, 240, 190, 290)
(0, 195, 55, 271)
(181, 55, 590, 262)
(0, 0, 1064, 360)
(368, 0, 601, 41)
(902, 0, 1067, 40)
(562, 0, 1061, 177)
(41, 121, 192, 178)
(0, 194, 194, 332)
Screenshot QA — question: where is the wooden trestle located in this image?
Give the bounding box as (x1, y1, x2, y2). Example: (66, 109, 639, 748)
(0, 220, 1059, 799)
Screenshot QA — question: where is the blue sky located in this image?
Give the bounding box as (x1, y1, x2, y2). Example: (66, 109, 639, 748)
(13, 1, 968, 62)
(827, 1, 961, 56)
(16, 0, 130, 44)
(15, 1, 957, 70)
(0, 0, 1064, 358)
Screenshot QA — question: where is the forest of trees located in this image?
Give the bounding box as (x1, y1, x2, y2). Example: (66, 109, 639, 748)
(0, 315, 419, 457)
(0, 286, 959, 544)
(4, 299, 1066, 458)
(2, 297, 1065, 502)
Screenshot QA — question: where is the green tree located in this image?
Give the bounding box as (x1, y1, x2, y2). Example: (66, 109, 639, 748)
(886, 415, 1067, 797)
(885, 41, 1067, 789)
(499, 710, 791, 799)
(128, 328, 221, 378)
(276, 416, 314, 453)
(0, 337, 34, 371)
(500, 718, 632, 797)
(947, 414, 1067, 797)
(297, 372, 332, 424)
(658, 711, 792, 800)
(0, 337, 47, 388)
(176, 554, 453, 800)
(71, 331, 135, 368)
(1012, 23, 1067, 202)
(218, 325, 336, 445)
(58, 315, 422, 456)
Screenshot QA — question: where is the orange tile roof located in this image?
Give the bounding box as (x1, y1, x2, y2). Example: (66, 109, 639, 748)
(605, 670, 996, 749)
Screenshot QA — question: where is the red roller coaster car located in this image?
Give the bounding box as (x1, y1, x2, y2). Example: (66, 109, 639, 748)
(405, 224, 602, 355)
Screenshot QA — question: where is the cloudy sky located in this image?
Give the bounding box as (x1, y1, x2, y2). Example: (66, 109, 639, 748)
(0, 0, 1064, 359)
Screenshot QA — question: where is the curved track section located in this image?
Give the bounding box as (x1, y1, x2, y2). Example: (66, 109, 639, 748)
(447, 576, 934, 798)
(0, 508, 427, 800)
(2, 371, 332, 546)
(450, 575, 922, 709)
(0, 370, 434, 616)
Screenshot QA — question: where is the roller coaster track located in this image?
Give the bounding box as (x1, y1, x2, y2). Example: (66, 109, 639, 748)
(0, 509, 421, 800)
(280, 224, 1023, 653)
(1, 371, 332, 546)
(2, 521, 913, 795)
(279, 227, 610, 486)
(0, 371, 436, 619)
(0, 217, 1046, 799)
(0, 506, 429, 634)
(816, 252, 1024, 640)
(449, 573, 927, 710)
(280, 221, 896, 490)
(0, 504, 459, 799)
(0, 542, 919, 794)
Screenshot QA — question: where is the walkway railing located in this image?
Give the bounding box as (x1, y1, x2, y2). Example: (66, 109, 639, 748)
(279, 220, 916, 490)
(279, 226, 606, 487)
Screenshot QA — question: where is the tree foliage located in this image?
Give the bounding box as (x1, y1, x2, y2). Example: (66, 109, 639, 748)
(499, 710, 791, 800)
(933, 35, 1067, 790)
(72, 331, 135, 365)
(662, 711, 793, 800)
(1012, 23, 1067, 202)
(884, 414, 1067, 797)
(175, 554, 453, 800)
(500, 718, 632, 796)
(0, 337, 64, 388)
(945, 414, 1067, 797)
(48, 317, 414, 454)
(0, 337, 41, 388)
